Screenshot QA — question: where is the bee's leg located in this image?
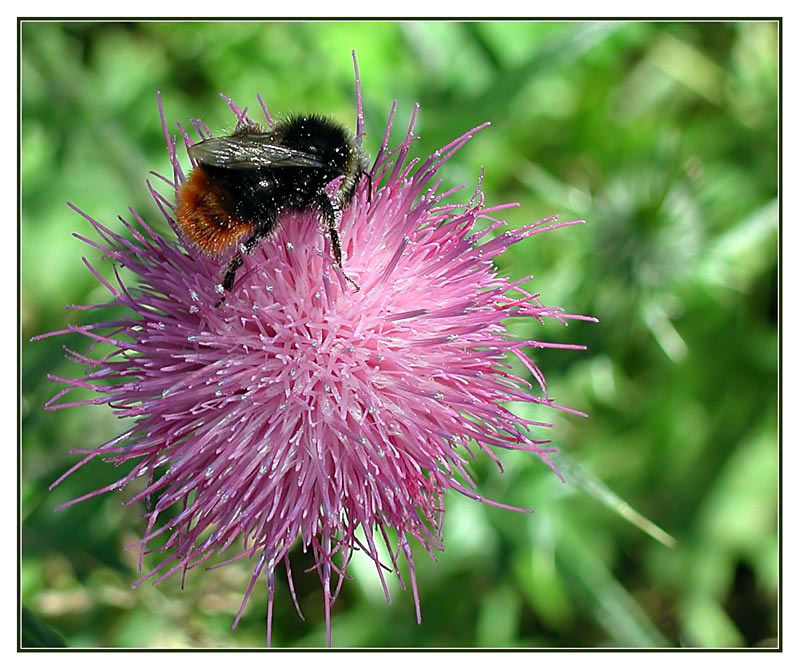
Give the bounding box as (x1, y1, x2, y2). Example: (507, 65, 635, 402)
(361, 169, 373, 203)
(216, 231, 264, 306)
(317, 194, 360, 292)
(221, 255, 243, 293)
(214, 256, 242, 307)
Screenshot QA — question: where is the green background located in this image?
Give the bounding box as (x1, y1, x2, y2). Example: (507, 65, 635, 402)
(21, 21, 779, 648)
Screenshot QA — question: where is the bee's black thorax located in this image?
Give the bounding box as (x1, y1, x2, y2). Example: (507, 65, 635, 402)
(200, 115, 362, 235)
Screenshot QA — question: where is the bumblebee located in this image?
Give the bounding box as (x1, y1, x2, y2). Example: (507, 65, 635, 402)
(176, 114, 369, 294)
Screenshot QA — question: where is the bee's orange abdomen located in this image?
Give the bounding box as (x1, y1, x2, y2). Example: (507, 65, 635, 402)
(176, 168, 253, 257)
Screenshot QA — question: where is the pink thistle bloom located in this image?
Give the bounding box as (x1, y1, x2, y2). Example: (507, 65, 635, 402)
(33, 56, 595, 646)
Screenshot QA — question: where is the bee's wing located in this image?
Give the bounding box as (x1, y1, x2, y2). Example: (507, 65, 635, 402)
(188, 134, 326, 170)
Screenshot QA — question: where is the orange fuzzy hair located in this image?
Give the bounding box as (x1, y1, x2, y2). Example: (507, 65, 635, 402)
(176, 168, 253, 257)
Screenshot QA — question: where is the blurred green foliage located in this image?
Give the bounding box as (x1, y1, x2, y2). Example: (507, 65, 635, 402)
(21, 21, 778, 648)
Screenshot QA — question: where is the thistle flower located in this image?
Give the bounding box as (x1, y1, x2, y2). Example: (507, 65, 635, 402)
(34, 57, 595, 646)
